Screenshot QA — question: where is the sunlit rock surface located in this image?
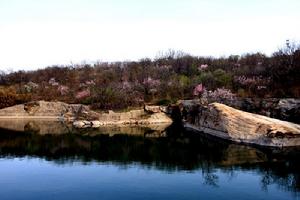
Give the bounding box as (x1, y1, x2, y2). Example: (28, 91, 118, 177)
(0, 101, 172, 128)
(183, 102, 300, 147)
(187, 97, 300, 124)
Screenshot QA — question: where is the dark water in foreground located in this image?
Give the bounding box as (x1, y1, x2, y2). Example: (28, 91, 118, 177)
(0, 122, 299, 200)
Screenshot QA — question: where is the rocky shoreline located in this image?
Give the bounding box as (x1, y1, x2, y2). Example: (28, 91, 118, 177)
(72, 111, 172, 128)
(180, 101, 300, 147)
(1, 100, 300, 147)
(0, 101, 173, 128)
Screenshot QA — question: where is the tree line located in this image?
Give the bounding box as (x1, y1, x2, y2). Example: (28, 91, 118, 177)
(0, 41, 299, 110)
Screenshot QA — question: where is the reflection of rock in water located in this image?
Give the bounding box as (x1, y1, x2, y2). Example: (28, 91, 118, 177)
(24, 121, 41, 134)
(87, 124, 169, 137)
(0, 119, 169, 136)
(220, 144, 268, 166)
(0, 119, 72, 135)
(0, 126, 299, 194)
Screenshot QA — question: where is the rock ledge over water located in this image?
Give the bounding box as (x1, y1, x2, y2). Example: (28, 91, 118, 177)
(183, 103, 300, 147)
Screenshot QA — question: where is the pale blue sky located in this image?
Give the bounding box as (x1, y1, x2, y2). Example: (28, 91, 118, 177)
(0, 0, 300, 70)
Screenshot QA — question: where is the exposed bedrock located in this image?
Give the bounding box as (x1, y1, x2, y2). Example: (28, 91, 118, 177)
(181, 102, 300, 147)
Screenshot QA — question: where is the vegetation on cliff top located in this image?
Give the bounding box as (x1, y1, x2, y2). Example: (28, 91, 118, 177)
(0, 41, 299, 110)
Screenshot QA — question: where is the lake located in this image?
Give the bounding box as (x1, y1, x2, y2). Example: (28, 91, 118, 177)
(0, 121, 299, 200)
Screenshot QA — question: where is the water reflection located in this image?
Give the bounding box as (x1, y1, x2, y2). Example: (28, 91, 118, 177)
(0, 120, 299, 196)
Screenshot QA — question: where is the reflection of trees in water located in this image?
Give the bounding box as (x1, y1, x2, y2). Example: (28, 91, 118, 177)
(202, 169, 219, 187)
(259, 161, 300, 195)
(0, 126, 300, 195)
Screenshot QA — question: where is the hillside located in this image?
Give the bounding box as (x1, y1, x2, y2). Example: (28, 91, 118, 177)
(0, 43, 299, 110)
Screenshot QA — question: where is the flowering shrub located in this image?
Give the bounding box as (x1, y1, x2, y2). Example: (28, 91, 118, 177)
(75, 89, 90, 99)
(198, 64, 208, 71)
(149, 88, 158, 94)
(257, 85, 267, 90)
(203, 88, 236, 100)
(235, 76, 258, 85)
(58, 85, 69, 95)
(48, 78, 59, 86)
(234, 75, 270, 96)
(121, 81, 132, 90)
(85, 80, 95, 85)
(24, 82, 39, 93)
(193, 84, 205, 96)
(234, 75, 269, 86)
(143, 77, 161, 87)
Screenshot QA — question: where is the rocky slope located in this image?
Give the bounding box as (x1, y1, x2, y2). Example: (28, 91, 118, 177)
(183, 102, 300, 147)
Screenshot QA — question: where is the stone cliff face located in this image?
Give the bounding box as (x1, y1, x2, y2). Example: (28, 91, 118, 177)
(183, 102, 300, 147)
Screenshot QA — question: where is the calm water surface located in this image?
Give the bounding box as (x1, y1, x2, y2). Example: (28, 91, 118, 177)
(0, 121, 299, 200)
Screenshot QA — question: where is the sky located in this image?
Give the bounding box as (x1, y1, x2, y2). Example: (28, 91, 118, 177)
(0, 0, 300, 71)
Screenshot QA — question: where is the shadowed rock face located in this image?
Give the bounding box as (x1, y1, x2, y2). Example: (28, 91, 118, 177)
(183, 102, 300, 147)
